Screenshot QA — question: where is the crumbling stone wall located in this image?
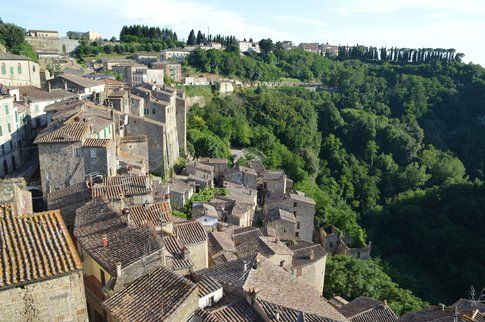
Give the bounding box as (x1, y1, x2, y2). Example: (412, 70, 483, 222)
(0, 271, 88, 321)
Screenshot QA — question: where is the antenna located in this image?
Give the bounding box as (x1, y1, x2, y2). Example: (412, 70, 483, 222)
(469, 286, 485, 307)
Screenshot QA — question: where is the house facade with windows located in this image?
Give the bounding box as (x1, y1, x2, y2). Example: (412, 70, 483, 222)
(0, 53, 41, 88)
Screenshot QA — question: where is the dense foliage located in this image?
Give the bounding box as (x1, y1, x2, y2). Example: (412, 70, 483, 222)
(324, 255, 427, 315)
(0, 18, 37, 60)
(186, 50, 485, 308)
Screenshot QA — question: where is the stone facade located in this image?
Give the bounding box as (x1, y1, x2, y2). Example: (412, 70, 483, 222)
(320, 226, 372, 259)
(291, 254, 326, 295)
(186, 241, 209, 272)
(0, 271, 88, 322)
(0, 95, 24, 177)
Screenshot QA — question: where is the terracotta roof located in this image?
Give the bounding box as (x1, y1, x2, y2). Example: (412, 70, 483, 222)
(0, 205, 82, 289)
(91, 175, 151, 200)
(103, 267, 197, 321)
(34, 123, 89, 144)
(74, 198, 164, 276)
(338, 297, 397, 322)
(46, 181, 91, 210)
(82, 138, 111, 148)
(173, 221, 208, 245)
(197, 255, 346, 320)
(18, 86, 76, 102)
(128, 202, 171, 227)
(398, 300, 485, 322)
(57, 74, 104, 88)
(84, 274, 106, 301)
(259, 299, 341, 322)
(289, 241, 327, 268)
(163, 235, 192, 271)
(197, 277, 222, 298)
(196, 297, 262, 322)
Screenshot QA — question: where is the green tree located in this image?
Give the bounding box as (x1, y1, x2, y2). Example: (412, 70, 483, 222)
(187, 29, 196, 45)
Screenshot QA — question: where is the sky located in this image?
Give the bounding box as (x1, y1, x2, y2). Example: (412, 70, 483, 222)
(3, 0, 485, 65)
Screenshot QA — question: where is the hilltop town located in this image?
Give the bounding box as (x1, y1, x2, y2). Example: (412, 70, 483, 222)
(0, 20, 484, 322)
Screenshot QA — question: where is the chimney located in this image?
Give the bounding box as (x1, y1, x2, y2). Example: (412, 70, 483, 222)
(116, 262, 122, 277)
(102, 234, 108, 247)
(243, 260, 249, 271)
(439, 303, 446, 311)
(309, 249, 315, 261)
(123, 208, 132, 226)
(275, 312, 280, 321)
(383, 299, 388, 307)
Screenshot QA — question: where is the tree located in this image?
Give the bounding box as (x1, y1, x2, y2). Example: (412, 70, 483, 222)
(258, 38, 274, 57)
(196, 30, 205, 45)
(0, 20, 26, 51)
(325, 255, 427, 315)
(187, 29, 196, 45)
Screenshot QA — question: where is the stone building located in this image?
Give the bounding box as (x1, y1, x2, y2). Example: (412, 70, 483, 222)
(264, 191, 316, 242)
(169, 177, 194, 208)
(16, 85, 76, 129)
(263, 207, 297, 241)
(330, 296, 398, 322)
(103, 267, 198, 322)
(47, 74, 105, 98)
(29, 29, 59, 38)
(198, 157, 228, 184)
(173, 220, 209, 271)
(0, 52, 41, 87)
(397, 299, 484, 322)
(152, 61, 182, 82)
(320, 225, 372, 259)
(223, 165, 258, 189)
(194, 254, 346, 321)
(215, 79, 235, 94)
(132, 52, 158, 65)
(0, 204, 88, 322)
(160, 48, 191, 62)
(262, 170, 288, 196)
(0, 178, 33, 213)
(35, 105, 117, 193)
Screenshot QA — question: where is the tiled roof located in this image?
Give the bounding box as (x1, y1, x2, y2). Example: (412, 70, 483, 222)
(0, 205, 82, 288)
(91, 175, 151, 200)
(173, 221, 208, 245)
(289, 241, 327, 268)
(338, 297, 397, 322)
(103, 267, 197, 321)
(128, 202, 171, 227)
(74, 198, 164, 276)
(262, 171, 285, 180)
(82, 138, 111, 147)
(248, 160, 266, 175)
(34, 123, 89, 144)
(196, 297, 262, 322)
(0, 52, 31, 61)
(163, 235, 192, 271)
(265, 208, 296, 223)
(197, 277, 222, 297)
(197, 255, 347, 320)
(199, 158, 228, 164)
(46, 181, 91, 210)
(289, 191, 316, 205)
(259, 299, 341, 322)
(18, 86, 76, 102)
(58, 74, 104, 88)
(398, 302, 485, 322)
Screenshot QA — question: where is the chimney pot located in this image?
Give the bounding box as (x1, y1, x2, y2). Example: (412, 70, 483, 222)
(383, 299, 388, 306)
(116, 262, 122, 276)
(102, 234, 108, 247)
(309, 249, 315, 261)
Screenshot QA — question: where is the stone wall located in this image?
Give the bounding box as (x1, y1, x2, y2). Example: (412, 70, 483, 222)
(166, 288, 198, 322)
(292, 255, 326, 295)
(187, 241, 209, 272)
(26, 36, 79, 53)
(124, 115, 167, 176)
(265, 219, 296, 241)
(0, 271, 88, 321)
(175, 97, 187, 156)
(39, 142, 86, 193)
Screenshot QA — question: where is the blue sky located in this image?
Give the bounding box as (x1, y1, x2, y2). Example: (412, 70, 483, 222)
(3, 0, 485, 65)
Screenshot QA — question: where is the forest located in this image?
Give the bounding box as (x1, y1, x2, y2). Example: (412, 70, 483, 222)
(186, 46, 485, 312)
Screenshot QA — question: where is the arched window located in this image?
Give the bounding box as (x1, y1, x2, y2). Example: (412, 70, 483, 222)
(1, 63, 5, 75)
(17, 63, 22, 74)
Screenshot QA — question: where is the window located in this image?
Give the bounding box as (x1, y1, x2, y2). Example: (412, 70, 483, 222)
(90, 149, 97, 159)
(17, 63, 22, 74)
(34, 104, 39, 113)
(10, 66, 14, 75)
(7, 123, 11, 133)
(32, 65, 36, 72)
(293, 202, 297, 207)
(152, 108, 156, 114)
(4, 104, 9, 115)
(329, 242, 333, 248)
(1, 63, 5, 75)
(15, 111, 18, 123)
(0, 126, 2, 136)
(295, 232, 299, 238)
(297, 222, 300, 229)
